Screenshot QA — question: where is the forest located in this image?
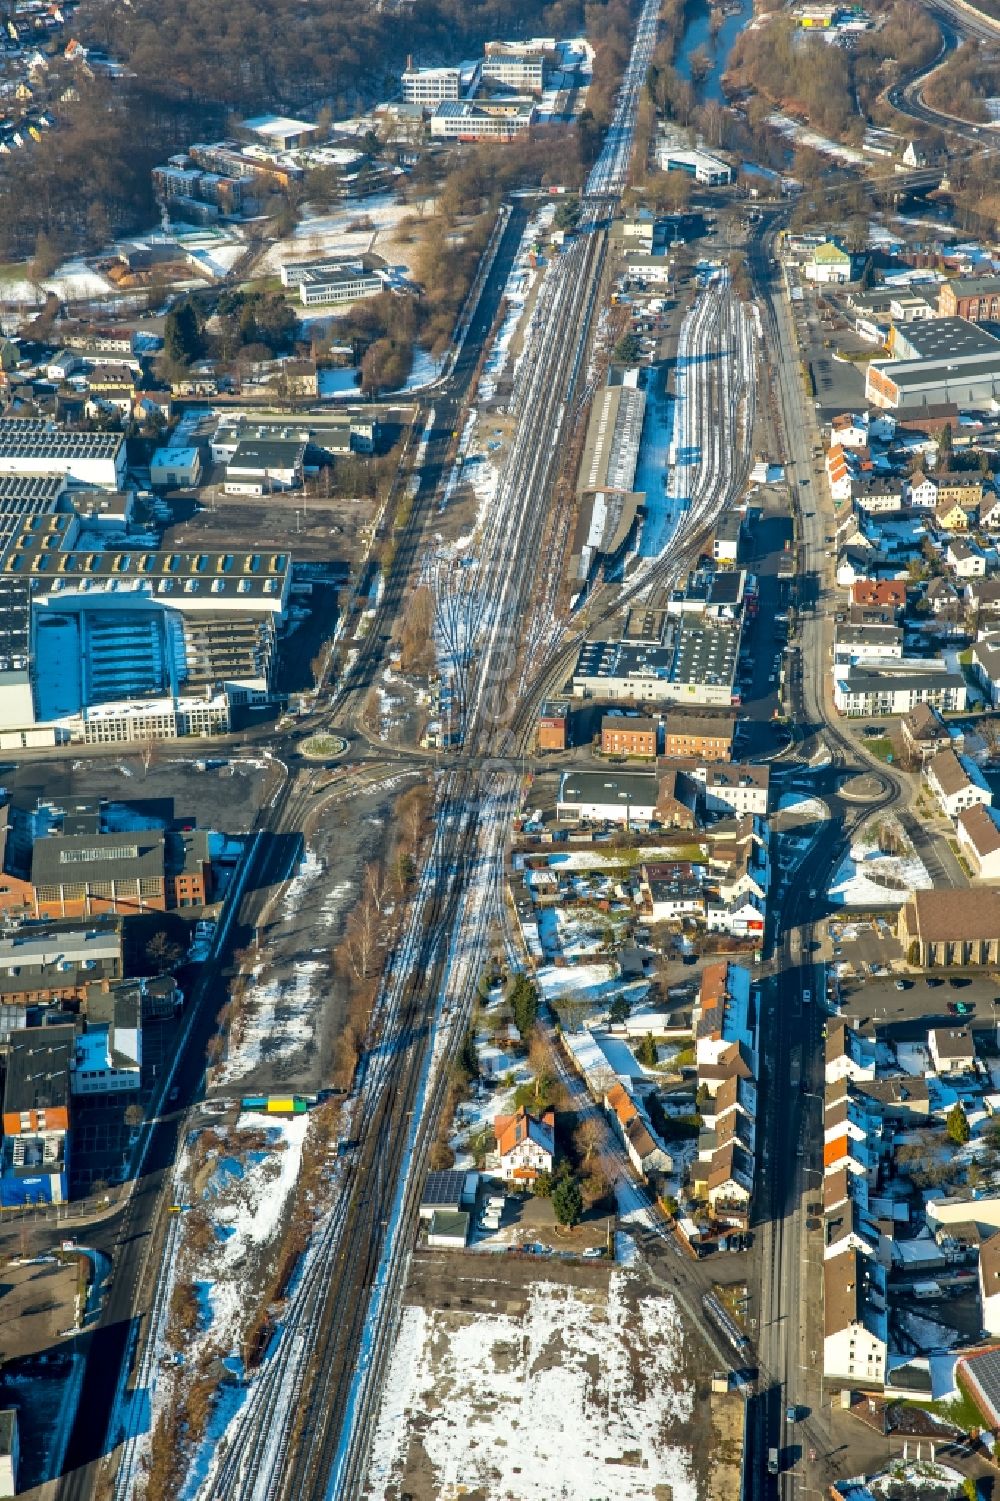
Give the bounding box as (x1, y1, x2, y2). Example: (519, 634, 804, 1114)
(0, 0, 603, 259)
(725, 0, 940, 144)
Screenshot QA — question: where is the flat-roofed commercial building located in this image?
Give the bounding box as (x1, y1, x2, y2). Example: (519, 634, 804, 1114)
(0, 510, 291, 744)
(572, 617, 740, 708)
(888, 316, 1000, 364)
(224, 438, 306, 494)
(297, 263, 386, 306)
(401, 65, 462, 103)
(0, 419, 125, 489)
(868, 318, 1000, 409)
(482, 41, 548, 94)
(430, 98, 537, 140)
(557, 769, 659, 824)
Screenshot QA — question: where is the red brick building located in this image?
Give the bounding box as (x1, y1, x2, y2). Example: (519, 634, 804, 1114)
(601, 714, 658, 758)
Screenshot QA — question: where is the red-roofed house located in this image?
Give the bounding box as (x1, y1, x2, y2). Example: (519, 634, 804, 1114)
(850, 580, 906, 615)
(494, 1105, 555, 1183)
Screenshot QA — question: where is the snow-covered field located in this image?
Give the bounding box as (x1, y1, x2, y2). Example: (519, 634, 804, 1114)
(828, 839, 932, 908)
(366, 1272, 696, 1501)
(535, 959, 649, 1009)
(260, 193, 416, 275)
(213, 848, 352, 1086)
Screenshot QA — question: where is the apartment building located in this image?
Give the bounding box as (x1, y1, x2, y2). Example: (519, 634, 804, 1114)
(600, 713, 657, 758)
(938, 275, 1000, 322)
(823, 1249, 888, 1387)
(536, 699, 570, 752)
(663, 713, 733, 761)
(923, 747, 992, 820)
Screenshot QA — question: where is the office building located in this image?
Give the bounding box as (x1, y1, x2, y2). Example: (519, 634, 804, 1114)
(430, 98, 537, 140)
(401, 65, 462, 104)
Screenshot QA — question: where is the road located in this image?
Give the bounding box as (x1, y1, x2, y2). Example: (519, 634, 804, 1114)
(887, 0, 1000, 141)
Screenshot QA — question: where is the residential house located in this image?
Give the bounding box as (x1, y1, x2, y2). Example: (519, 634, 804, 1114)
(957, 804, 1000, 881)
(899, 887, 1000, 967)
(900, 702, 954, 766)
(935, 495, 979, 532)
(825, 1021, 877, 1085)
(924, 748, 992, 820)
(979, 1233, 1000, 1336)
(966, 578, 1000, 623)
(946, 538, 987, 579)
(831, 413, 870, 449)
(908, 470, 939, 509)
(851, 579, 906, 615)
(640, 861, 705, 922)
(928, 1027, 976, 1075)
(694, 962, 757, 1078)
(704, 1142, 754, 1222)
(494, 1105, 555, 1183)
(704, 815, 769, 938)
(653, 767, 698, 829)
(824, 1248, 888, 1386)
(925, 577, 962, 618)
(853, 476, 904, 515)
(604, 1083, 672, 1178)
(693, 764, 769, 818)
(980, 495, 1000, 532)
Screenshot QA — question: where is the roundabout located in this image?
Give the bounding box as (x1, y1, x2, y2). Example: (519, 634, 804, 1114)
(301, 733, 349, 760)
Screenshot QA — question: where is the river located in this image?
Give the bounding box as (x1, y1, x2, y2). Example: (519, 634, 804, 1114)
(675, 0, 754, 103)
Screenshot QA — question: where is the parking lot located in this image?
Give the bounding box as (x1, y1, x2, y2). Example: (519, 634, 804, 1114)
(834, 970, 1000, 1045)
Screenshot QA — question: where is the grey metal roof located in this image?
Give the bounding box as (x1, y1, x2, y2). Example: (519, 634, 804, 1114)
(31, 830, 165, 888)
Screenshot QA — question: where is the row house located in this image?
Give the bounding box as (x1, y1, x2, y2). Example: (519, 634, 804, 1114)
(604, 1083, 673, 1179)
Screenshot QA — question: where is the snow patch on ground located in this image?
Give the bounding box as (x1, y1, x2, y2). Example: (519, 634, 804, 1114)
(365, 1272, 696, 1500)
(202, 1112, 310, 1345)
(828, 840, 931, 908)
(777, 792, 828, 820)
(535, 960, 649, 1008)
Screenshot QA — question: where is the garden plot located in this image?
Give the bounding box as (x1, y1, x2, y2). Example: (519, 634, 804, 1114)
(535, 960, 650, 1011)
(365, 1270, 696, 1501)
